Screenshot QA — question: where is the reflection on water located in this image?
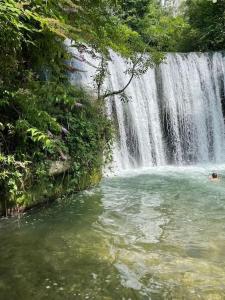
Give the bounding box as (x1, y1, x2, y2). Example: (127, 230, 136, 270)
(1, 165, 225, 299)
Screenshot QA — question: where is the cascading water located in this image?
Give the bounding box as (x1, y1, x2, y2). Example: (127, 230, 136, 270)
(106, 53, 166, 170)
(68, 48, 225, 171)
(160, 0, 183, 12)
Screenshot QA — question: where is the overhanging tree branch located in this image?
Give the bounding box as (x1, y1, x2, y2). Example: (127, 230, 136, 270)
(102, 55, 143, 100)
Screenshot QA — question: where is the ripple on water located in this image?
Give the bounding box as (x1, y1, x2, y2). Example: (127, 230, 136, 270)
(1, 166, 225, 299)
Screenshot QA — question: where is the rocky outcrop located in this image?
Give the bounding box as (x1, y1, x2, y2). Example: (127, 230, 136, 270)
(49, 160, 71, 176)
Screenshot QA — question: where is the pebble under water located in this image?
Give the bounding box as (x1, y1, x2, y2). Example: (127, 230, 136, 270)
(1, 165, 225, 299)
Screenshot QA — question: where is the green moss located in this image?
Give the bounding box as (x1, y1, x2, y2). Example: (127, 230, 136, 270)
(18, 168, 102, 213)
(76, 168, 103, 191)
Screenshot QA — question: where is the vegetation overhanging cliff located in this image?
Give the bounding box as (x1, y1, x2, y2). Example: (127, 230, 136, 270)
(0, 0, 224, 216)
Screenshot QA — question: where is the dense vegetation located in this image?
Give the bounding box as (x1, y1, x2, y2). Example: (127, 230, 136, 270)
(0, 0, 162, 215)
(120, 0, 225, 52)
(0, 0, 224, 215)
(184, 0, 225, 51)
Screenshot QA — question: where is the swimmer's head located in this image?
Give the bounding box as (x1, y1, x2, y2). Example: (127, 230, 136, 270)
(212, 172, 218, 179)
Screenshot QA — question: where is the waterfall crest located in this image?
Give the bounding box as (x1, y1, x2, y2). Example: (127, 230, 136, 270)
(69, 50, 225, 171)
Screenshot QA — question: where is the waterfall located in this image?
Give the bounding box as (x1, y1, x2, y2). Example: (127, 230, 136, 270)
(161, 0, 181, 8)
(68, 49, 225, 171)
(160, 0, 184, 14)
(106, 52, 166, 170)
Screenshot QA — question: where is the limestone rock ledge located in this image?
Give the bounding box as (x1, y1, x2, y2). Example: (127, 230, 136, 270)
(49, 160, 71, 176)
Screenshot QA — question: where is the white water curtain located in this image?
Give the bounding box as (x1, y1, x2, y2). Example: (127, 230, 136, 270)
(68, 44, 225, 170)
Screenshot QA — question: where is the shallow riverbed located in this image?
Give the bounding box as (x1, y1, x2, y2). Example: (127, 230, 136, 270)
(1, 165, 225, 299)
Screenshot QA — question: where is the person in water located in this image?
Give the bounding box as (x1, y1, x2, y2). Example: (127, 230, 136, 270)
(209, 172, 220, 181)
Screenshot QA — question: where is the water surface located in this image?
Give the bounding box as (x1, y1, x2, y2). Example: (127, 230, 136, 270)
(1, 165, 225, 299)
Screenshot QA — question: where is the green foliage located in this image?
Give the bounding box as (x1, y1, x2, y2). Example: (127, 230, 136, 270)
(119, 0, 225, 53)
(66, 104, 113, 184)
(5, 0, 220, 215)
(0, 0, 156, 85)
(0, 0, 73, 82)
(120, 0, 153, 31)
(139, 2, 189, 52)
(116, 0, 189, 52)
(0, 74, 113, 214)
(0, 154, 30, 214)
(27, 128, 54, 150)
(183, 0, 225, 51)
